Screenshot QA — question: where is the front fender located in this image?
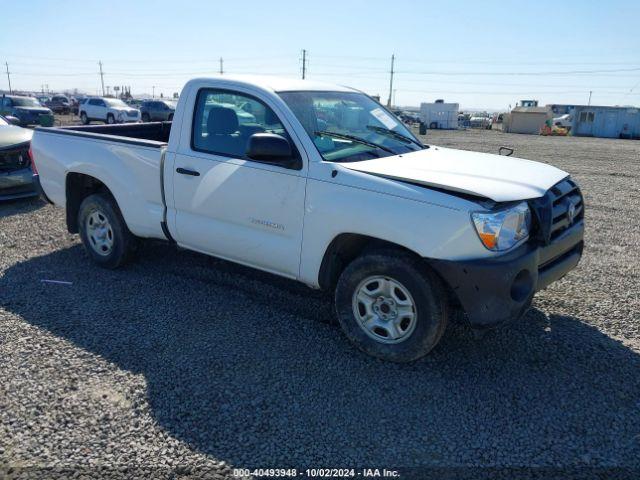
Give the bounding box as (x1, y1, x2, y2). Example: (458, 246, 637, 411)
(299, 177, 489, 288)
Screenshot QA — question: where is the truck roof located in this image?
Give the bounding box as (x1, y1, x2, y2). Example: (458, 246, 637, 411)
(186, 75, 358, 94)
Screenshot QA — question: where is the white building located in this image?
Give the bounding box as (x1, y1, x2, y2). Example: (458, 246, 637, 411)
(420, 100, 459, 129)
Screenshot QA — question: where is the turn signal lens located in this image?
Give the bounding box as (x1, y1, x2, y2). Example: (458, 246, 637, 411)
(472, 202, 531, 251)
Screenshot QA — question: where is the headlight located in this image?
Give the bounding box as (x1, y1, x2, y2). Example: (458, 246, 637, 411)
(471, 202, 531, 251)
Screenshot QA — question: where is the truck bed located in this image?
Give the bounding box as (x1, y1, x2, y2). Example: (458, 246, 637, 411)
(37, 121, 172, 147)
(32, 121, 170, 241)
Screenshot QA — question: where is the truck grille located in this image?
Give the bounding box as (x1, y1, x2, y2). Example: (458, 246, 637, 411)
(529, 177, 584, 244)
(126, 110, 138, 117)
(549, 178, 584, 240)
(0, 145, 30, 173)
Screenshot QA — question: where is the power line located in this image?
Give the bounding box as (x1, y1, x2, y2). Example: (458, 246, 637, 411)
(395, 67, 640, 76)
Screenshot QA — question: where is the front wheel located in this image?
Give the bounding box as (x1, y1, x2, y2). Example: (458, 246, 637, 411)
(335, 250, 448, 362)
(78, 193, 138, 269)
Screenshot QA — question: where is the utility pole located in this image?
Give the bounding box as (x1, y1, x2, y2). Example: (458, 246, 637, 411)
(219, 57, 224, 75)
(588, 90, 592, 106)
(387, 54, 395, 108)
(152, 86, 155, 99)
(301, 49, 307, 80)
(98, 61, 105, 96)
(5, 62, 12, 94)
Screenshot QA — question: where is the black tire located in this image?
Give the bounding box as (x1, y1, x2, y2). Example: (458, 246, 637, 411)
(141, 113, 150, 123)
(335, 250, 448, 362)
(106, 113, 116, 124)
(80, 112, 89, 125)
(78, 193, 138, 269)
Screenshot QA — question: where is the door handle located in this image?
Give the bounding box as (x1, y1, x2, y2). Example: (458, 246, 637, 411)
(176, 167, 200, 176)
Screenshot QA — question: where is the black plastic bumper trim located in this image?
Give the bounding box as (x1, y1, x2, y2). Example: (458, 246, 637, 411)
(429, 221, 584, 328)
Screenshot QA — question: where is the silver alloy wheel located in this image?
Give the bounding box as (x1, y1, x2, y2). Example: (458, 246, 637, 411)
(352, 275, 417, 344)
(85, 210, 114, 256)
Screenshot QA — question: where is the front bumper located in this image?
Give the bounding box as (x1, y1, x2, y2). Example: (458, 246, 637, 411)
(0, 167, 37, 200)
(430, 220, 584, 328)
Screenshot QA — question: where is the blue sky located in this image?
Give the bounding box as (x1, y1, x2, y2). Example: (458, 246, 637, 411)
(1, 0, 639, 109)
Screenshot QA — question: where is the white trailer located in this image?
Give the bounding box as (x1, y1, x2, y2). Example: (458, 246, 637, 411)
(420, 100, 459, 129)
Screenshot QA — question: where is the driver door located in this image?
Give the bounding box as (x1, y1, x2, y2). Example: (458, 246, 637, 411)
(170, 87, 307, 278)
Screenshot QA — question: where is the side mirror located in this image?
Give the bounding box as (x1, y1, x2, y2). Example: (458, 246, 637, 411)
(246, 133, 298, 168)
(5, 116, 20, 126)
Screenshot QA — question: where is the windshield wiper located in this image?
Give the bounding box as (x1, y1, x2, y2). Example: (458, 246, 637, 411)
(314, 130, 395, 154)
(366, 125, 424, 148)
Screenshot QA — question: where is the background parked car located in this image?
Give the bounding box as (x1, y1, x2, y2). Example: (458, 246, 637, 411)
(0, 95, 54, 127)
(140, 100, 176, 122)
(0, 115, 36, 200)
(70, 97, 82, 115)
(126, 98, 143, 109)
(46, 95, 71, 114)
(79, 97, 141, 124)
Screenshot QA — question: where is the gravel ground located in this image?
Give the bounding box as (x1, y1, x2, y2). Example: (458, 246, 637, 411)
(1, 129, 639, 479)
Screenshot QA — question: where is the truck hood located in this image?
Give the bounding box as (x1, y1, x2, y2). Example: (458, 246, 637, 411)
(340, 146, 568, 202)
(0, 125, 33, 149)
(15, 106, 51, 114)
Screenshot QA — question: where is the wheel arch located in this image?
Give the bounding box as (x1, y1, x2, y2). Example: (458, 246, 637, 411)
(65, 172, 118, 233)
(317, 233, 422, 291)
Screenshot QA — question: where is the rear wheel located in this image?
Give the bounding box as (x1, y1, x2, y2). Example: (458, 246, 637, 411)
(106, 113, 115, 124)
(167, 113, 174, 122)
(141, 113, 150, 122)
(78, 193, 138, 269)
(335, 250, 448, 362)
(80, 112, 89, 124)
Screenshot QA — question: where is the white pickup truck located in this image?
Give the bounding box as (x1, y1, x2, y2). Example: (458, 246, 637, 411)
(31, 76, 584, 362)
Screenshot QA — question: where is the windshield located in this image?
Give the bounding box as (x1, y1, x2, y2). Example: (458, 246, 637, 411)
(279, 91, 424, 162)
(105, 98, 129, 108)
(12, 97, 42, 107)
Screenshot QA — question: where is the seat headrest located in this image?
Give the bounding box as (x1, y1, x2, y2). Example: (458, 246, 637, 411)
(264, 108, 279, 125)
(207, 106, 239, 135)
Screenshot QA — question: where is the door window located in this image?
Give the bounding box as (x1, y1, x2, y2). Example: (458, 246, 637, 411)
(192, 89, 289, 160)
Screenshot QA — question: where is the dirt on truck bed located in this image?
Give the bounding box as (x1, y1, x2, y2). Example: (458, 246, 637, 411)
(1, 128, 639, 478)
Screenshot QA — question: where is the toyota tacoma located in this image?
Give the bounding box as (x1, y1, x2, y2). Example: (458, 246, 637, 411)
(31, 76, 584, 362)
